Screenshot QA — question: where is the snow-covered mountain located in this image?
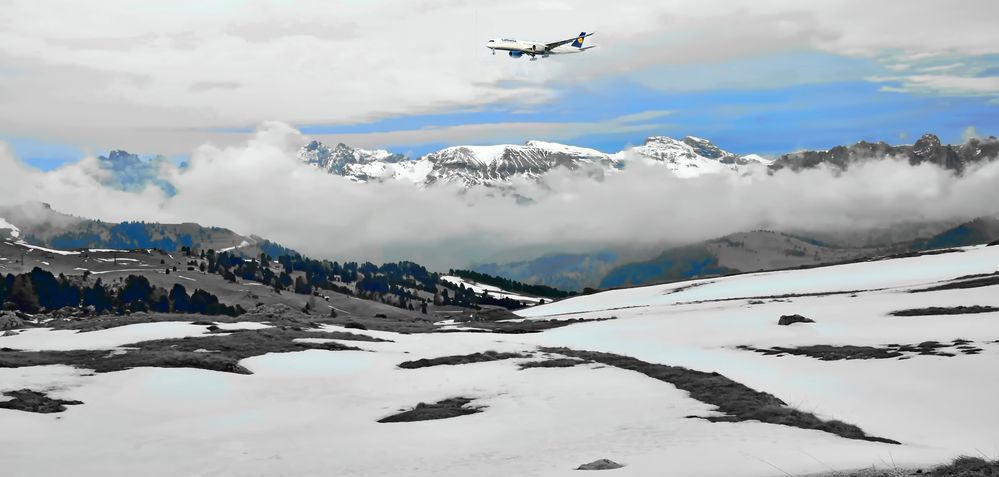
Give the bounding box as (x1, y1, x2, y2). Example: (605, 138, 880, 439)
(297, 140, 438, 184)
(298, 135, 772, 187)
(612, 136, 773, 179)
(420, 141, 620, 187)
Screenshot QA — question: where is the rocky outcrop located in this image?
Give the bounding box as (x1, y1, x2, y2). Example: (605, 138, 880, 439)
(778, 314, 815, 326)
(0, 311, 26, 330)
(771, 134, 999, 174)
(576, 459, 624, 470)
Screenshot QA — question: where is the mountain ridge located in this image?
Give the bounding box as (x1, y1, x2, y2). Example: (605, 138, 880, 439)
(298, 134, 771, 187)
(84, 132, 998, 193)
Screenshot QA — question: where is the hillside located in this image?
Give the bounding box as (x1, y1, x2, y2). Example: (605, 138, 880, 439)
(0, 202, 291, 259)
(0, 222, 558, 331)
(2, 241, 997, 475)
(598, 219, 999, 289)
(471, 250, 622, 292)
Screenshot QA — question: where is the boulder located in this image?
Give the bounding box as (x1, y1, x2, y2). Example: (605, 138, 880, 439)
(778, 314, 815, 326)
(0, 311, 26, 331)
(52, 306, 78, 318)
(576, 459, 624, 471)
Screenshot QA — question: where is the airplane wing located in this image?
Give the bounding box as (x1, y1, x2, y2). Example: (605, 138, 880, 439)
(544, 31, 594, 50)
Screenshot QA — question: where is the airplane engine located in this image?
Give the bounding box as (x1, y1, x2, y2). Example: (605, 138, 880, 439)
(509, 51, 523, 58)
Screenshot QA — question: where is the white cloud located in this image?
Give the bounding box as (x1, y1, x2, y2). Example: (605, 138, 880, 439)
(309, 110, 674, 151)
(876, 74, 999, 96)
(2, 123, 998, 270)
(1, 0, 997, 153)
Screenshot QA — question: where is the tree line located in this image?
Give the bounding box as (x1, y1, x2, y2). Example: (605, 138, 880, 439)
(1, 268, 244, 316)
(447, 269, 570, 299)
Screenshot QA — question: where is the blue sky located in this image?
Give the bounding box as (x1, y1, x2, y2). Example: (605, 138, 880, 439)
(1, 1, 996, 170)
(306, 77, 997, 158)
(12, 51, 997, 172)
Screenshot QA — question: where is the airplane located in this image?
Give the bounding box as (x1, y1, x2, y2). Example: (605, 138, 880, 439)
(486, 31, 595, 60)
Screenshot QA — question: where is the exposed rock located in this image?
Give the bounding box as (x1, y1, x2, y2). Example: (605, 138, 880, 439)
(778, 314, 815, 325)
(771, 133, 999, 174)
(54, 306, 78, 318)
(989, 238, 999, 247)
(576, 459, 624, 471)
(0, 311, 26, 331)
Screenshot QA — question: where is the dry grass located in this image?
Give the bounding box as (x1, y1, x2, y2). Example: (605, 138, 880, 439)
(0, 389, 83, 413)
(890, 306, 999, 316)
(377, 397, 483, 423)
(0, 327, 367, 375)
(811, 456, 999, 476)
(398, 350, 528, 369)
(542, 347, 899, 444)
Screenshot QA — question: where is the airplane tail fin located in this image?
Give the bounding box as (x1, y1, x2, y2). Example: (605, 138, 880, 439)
(571, 32, 587, 48)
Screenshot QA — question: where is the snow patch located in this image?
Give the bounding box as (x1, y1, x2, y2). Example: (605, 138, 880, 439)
(219, 240, 251, 253)
(0, 322, 219, 351)
(212, 322, 273, 331)
(440, 275, 546, 304)
(0, 217, 20, 238)
(13, 241, 80, 255)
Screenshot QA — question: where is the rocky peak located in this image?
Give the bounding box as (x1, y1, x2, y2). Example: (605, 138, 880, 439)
(772, 133, 996, 174)
(643, 136, 685, 147)
(682, 136, 726, 159)
(913, 133, 942, 156)
(915, 133, 941, 147)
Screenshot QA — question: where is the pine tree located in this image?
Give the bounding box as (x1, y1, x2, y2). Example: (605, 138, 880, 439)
(170, 284, 190, 313)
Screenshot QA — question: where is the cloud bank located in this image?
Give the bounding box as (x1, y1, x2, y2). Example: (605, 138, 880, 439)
(2, 123, 998, 269)
(2, 0, 997, 154)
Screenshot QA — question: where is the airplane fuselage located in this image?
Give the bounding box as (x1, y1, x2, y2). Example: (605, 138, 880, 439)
(485, 33, 593, 59)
